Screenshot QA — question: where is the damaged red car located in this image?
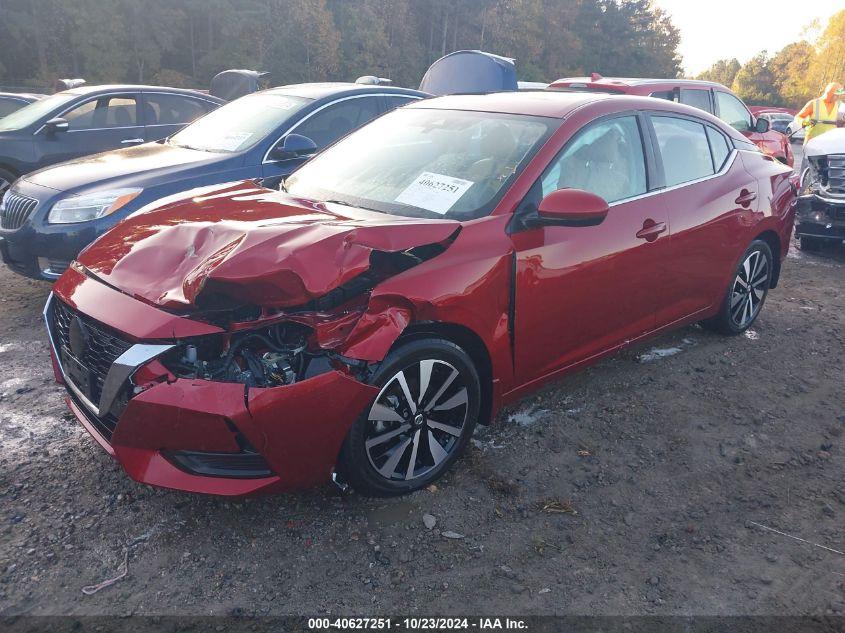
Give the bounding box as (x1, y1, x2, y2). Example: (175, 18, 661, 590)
(45, 91, 796, 497)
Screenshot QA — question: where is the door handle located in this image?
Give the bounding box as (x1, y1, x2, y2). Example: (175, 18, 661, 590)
(121, 138, 144, 145)
(735, 189, 757, 207)
(636, 219, 666, 242)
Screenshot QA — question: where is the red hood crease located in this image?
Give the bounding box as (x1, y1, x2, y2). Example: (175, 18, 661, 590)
(76, 181, 461, 309)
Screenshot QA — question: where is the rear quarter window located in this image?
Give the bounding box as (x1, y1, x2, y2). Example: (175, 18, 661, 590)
(706, 126, 731, 170)
(733, 136, 761, 152)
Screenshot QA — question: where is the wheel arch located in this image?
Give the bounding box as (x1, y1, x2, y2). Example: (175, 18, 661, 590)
(395, 320, 494, 426)
(752, 229, 782, 288)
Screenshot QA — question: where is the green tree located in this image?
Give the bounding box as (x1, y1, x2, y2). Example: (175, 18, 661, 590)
(769, 42, 815, 108)
(731, 52, 778, 105)
(697, 58, 742, 87)
(811, 9, 845, 91)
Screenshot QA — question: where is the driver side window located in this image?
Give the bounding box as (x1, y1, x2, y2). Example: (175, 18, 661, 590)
(64, 95, 138, 130)
(540, 115, 647, 204)
(292, 97, 381, 149)
(715, 91, 752, 132)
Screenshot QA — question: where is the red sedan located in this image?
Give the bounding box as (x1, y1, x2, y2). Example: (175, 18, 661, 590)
(45, 91, 796, 497)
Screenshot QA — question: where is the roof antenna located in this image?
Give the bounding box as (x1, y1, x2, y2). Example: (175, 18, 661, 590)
(590, 72, 603, 82)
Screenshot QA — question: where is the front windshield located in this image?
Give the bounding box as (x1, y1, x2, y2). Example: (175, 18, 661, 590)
(285, 108, 554, 220)
(0, 93, 76, 131)
(169, 93, 311, 153)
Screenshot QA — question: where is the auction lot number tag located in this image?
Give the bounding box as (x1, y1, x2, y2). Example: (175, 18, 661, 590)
(395, 172, 474, 214)
(307, 617, 528, 630)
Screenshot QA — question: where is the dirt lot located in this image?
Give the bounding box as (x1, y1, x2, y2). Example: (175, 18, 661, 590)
(0, 237, 842, 617)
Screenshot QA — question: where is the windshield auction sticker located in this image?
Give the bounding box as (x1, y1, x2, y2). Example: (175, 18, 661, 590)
(395, 172, 474, 214)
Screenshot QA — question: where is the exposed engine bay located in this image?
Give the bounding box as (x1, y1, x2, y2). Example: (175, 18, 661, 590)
(165, 322, 315, 388)
(158, 245, 449, 388)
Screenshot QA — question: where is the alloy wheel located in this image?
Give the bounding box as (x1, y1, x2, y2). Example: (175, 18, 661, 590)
(730, 250, 769, 328)
(364, 359, 469, 481)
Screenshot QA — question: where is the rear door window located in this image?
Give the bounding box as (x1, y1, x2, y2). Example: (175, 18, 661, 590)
(144, 93, 211, 126)
(680, 89, 712, 114)
(383, 95, 421, 113)
(649, 90, 676, 102)
(651, 116, 714, 186)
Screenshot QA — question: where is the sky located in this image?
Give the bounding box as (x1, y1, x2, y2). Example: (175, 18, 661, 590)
(652, 0, 842, 76)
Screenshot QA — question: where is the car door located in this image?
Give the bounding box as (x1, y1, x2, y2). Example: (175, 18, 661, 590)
(649, 113, 752, 325)
(141, 92, 217, 142)
(35, 93, 144, 167)
(510, 113, 669, 384)
(260, 94, 383, 185)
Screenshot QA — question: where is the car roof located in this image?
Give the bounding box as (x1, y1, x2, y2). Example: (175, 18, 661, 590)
(551, 76, 727, 91)
(62, 85, 223, 101)
(405, 90, 619, 118)
(0, 92, 40, 101)
(404, 90, 748, 140)
(261, 82, 428, 101)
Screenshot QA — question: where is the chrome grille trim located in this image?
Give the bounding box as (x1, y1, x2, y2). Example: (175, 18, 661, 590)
(827, 155, 845, 195)
(43, 293, 175, 420)
(0, 192, 38, 230)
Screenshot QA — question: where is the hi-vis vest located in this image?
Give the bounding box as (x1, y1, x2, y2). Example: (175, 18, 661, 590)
(805, 98, 838, 143)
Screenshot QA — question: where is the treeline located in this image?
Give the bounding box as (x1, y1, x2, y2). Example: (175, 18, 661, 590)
(697, 9, 845, 109)
(0, 0, 681, 92)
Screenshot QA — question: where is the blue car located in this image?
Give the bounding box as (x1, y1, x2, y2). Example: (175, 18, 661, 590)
(0, 83, 425, 279)
(0, 85, 224, 196)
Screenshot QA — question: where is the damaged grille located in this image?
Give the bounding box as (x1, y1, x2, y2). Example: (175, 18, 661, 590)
(826, 155, 845, 196)
(51, 299, 133, 416)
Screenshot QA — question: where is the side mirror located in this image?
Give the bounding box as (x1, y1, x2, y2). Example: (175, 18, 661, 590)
(754, 117, 770, 133)
(44, 117, 69, 134)
(532, 188, 610, 227)
(269, 133, 317, 161)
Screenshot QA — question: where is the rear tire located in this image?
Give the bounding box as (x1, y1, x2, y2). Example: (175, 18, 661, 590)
(338, 338, 480, 497)
(701, 240, 772, 335)
(798, 236, 823, 252)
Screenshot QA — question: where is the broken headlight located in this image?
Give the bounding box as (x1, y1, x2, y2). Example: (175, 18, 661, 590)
(800, 159, 821, 196)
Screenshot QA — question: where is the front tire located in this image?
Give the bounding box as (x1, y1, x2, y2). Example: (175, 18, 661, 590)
(702, 240, 773, 335)
(338, 338, 480, 497)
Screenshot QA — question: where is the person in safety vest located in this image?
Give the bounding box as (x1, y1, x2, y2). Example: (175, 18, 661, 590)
(797, 82, 844, 144)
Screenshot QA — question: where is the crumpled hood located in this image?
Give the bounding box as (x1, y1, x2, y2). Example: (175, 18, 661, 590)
(76, 181, 461, 310)
(804, 126, 845, 158)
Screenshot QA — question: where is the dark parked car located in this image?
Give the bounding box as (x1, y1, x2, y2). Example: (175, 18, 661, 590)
(0, 85, 223, 195)
(44, 92, 795, 496)
(0, 92, 44, 118)
(0, 83, 425, 279)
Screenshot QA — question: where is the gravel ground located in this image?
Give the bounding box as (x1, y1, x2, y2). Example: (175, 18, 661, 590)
(0, 237, 842, 617)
